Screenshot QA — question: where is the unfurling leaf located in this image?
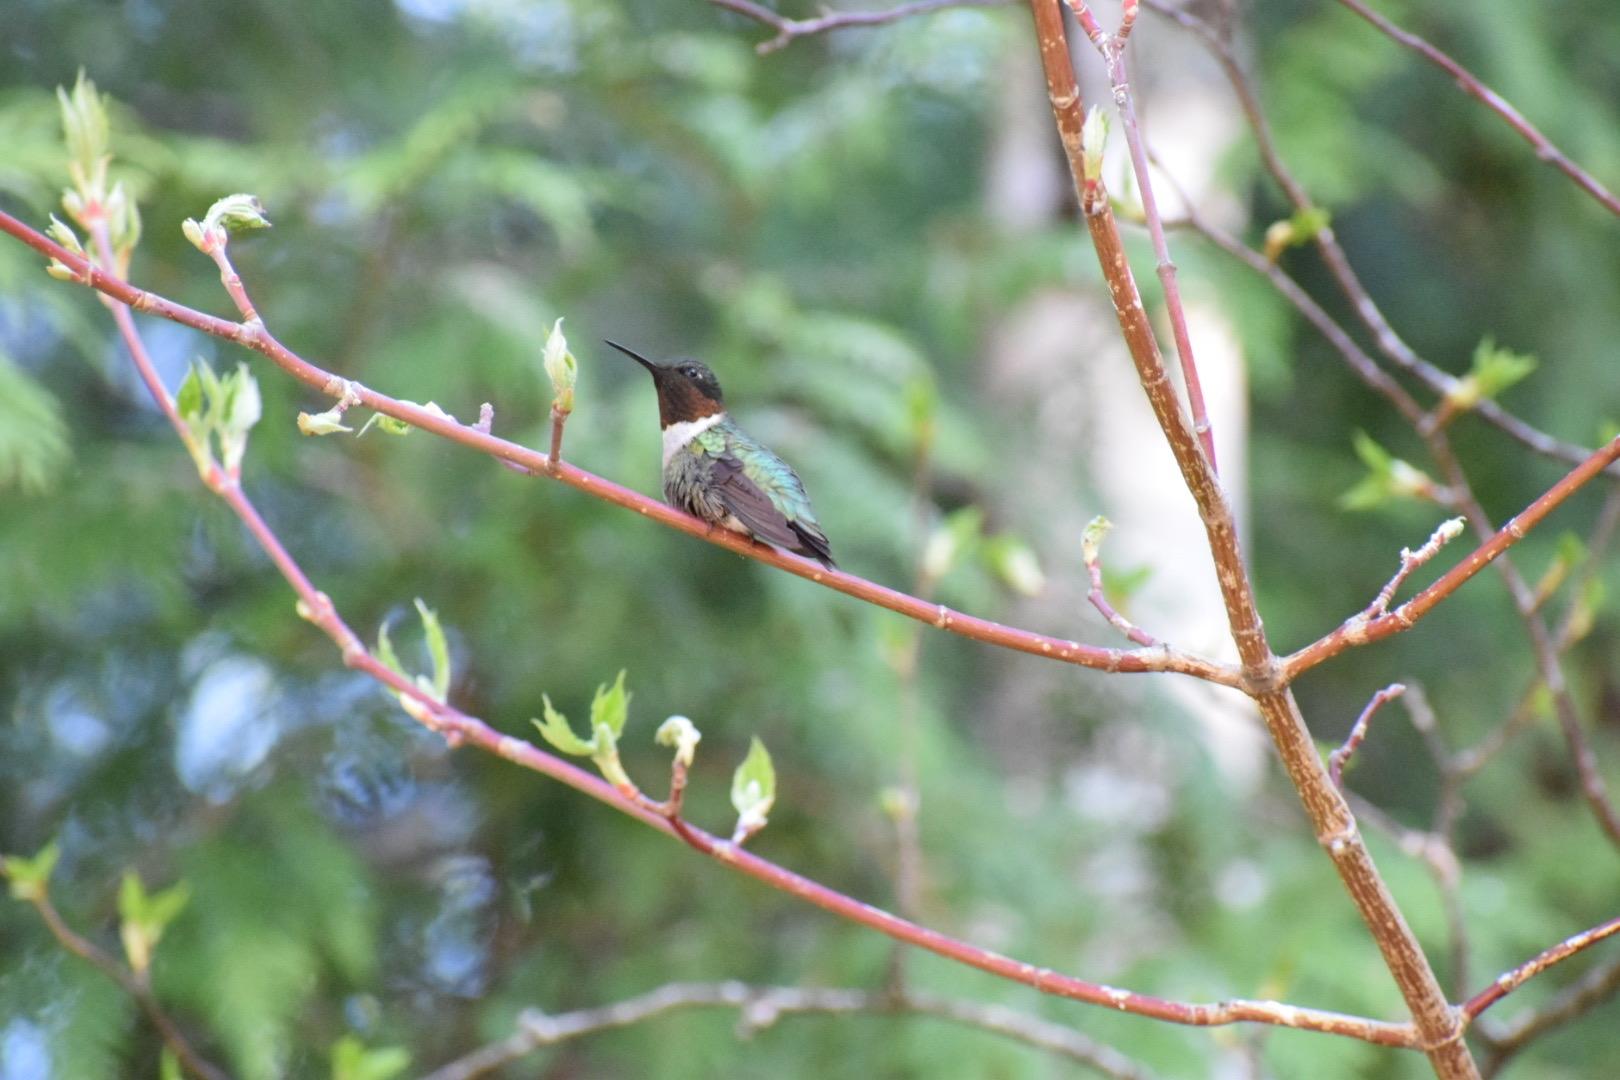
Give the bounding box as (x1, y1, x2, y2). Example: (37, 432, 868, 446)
(330, 1035, 411, 1080)
(1449, 338, 1537, 412)
(298, 408, 354, 436)
(413, 599, 451, 703)
(655, 715, 702, 769)
(2, 840, 61, 902)
(532, 696, 594, 757)
(730, 737, 776, 841)
(589, 670, 630, 741)
(541, 318, 577, 415)
(117, 870, 191, 975)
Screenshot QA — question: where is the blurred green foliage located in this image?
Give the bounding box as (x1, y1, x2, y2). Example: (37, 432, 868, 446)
(2, 1, 1619, 1077)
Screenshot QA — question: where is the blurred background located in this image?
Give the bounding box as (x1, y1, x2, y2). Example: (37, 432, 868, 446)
(3, 1, 1620, 1076)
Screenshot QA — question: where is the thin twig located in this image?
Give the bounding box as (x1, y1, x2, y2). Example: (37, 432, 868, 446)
(1463, 916, 1620, 1024)
(1066, 0, 1218, 469)
(1329, 683, 1406, 788)
(420, 981, 1156, 1080)
(1282, 432, 1620, 678)
(1479, 952, 1620, 1073)
(1143, 0, 1617, 476)
(1367, 521, 1467, 618)
(1331, 0, 1620, 220)
(708, 0, 1012, 54)
(1082, 518, 1159, 646)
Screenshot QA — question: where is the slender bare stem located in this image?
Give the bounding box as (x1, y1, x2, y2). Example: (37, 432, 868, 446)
(17, 892, 230, 1080)
(1463, 916, 1620, 1024)
(420, 981, 1156, 1080)
(1283, 433, 1620, 678)
(708, 0, 1012, 55)
(1479, 952, 1620, 1074)
(1143, 0, 1617, 476)
(1066, 0, 1217, 468)
(1331, 0, 1620, 220)
(1329, 683, 1406, 788)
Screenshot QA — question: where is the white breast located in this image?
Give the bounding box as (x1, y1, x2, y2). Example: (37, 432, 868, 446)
(662, 412, 725, 469)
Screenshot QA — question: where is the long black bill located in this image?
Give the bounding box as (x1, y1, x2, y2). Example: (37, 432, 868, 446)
(603, 339, 660, 373)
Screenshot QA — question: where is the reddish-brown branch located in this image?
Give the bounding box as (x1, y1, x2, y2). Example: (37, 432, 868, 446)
(1144, 0, 1617, 477)
(1066, 0, 1217, 469)
(1479, 952, 1620, 1073)
(1331, 0, 1620, 220)
(1027, 4, 1472, 1073)
(18, 870, 228, 1079)
(0, 206, 1238, 689)
(1284, 432, 1620, 679)
(1463, 916, 1620, 1023)
(708, 0, 1012, 54)
(66, 208, 1426, 1050)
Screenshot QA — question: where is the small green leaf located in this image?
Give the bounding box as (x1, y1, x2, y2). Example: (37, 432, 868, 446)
(117, 871, 190, 975)
(589, 670, 630, 741)
(1452, 337, 1537, 410)
(1081, 515, 1112, 565)
(218, 364, 262, 472)
(160, 1048, 182, 1080)
(331, 1035, 411, 1080)
(1350, 430, 1393, 471)
(414, 599, 450, 703)
(655, 715, 702, 768)
(1081, 106, 1108, 182)
(176, 365, 206, 426)
(1341, 431, 1433, 510)
(357, 401, 451, 437)
(541, 318, 577, 415)
(298, 408, 354, 436)
(57, 71, 111, 209)
(374, 619, 404, 680)
(202, 193, 272, 236)
(730, 737, 776, 839)
(3, 840, 61, 902)
(105, 180, 142, 259)
(45, 214, 85, 258)
(532, 696, 594, 756)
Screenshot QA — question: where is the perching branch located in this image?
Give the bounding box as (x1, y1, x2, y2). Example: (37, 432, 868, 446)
(421, 981, 1157, 1080)
(56, 200, 1428, 1053)
(0, 206, 1240, 690)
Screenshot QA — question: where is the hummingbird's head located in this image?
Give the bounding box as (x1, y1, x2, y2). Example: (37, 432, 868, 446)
(605, 340, 725, 427)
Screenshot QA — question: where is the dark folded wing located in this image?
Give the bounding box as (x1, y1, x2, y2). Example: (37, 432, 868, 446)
(709, 455, 806, 551)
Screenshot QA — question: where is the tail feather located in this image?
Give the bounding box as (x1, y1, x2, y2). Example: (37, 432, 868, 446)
(789, 521, 836, 571)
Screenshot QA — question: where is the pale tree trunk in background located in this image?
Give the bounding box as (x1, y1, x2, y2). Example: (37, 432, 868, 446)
(981, 26, 1265, 788)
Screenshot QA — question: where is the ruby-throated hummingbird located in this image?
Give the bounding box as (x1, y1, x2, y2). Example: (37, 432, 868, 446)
(607, 341, 836, 570)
